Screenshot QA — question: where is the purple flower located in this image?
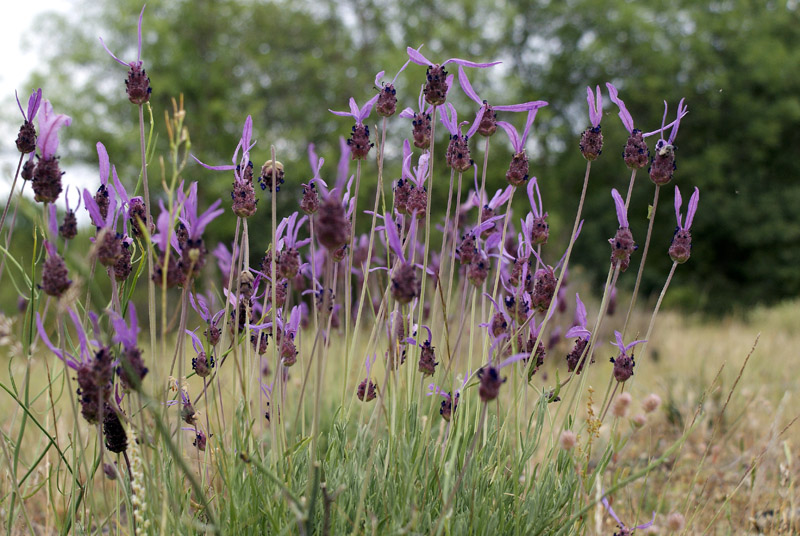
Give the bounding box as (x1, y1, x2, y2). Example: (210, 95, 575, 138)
(357, 353, 378, 402)
(15, 88, 43, 154)
(609, 188, 637, 272)
(521, 177, 549, 245)
(373, 57, 412, 117)
(646, 99, 689, 185)
(111, 303, 148, 391)
(498, 108, 543, 186)
(579, 85, 604, 160)
(406, 46, 500, 106)
(193, 116, 258, 217)
(36, 100, 72, 162)
(399, 84, 436, 149)
(427, 373, 469, 421)
(586, 85, 603, 128)
(565, 293, 591, 341)
(440, 103, 475, 172)
(329, 95, 380, 160)
(601, 496, 656, 535)
(458, 65, 547, 138)
(610, 330, 646, 383)
(100, 5, 151, 104)
(669, 185, 699, 263)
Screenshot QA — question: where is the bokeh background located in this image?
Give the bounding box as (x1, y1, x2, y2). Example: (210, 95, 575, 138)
(2, 0, 799, 314)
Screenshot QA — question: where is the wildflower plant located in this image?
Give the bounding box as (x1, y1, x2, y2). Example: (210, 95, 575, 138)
(0, 13, 726, 535)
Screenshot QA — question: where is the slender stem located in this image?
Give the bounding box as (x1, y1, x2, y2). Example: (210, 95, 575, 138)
(642, 261, 678, 357)
(623, 168, 637, 211)
(344, 118, 387, 407)
(138, 104, 158, 389)
(0, 180, 28, 284)
(0, 153, 24, 239)
(622, 184, 660, 338)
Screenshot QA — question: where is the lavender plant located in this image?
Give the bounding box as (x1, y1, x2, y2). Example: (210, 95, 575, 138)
(0, 8, 725, 534)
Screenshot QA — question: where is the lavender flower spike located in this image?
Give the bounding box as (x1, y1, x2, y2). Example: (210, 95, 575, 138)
(646, 98, 689, 185)
(329, 95, 380, 160)
(407, 46, 500, 106)
(669, 186, 699, 263)
(609, 188, 637, 272)
(374, 56, 412, 117)
(111, 303, 148, 391)
(440, 103, 474, 172)
(100, 5, 151, 104)
(15, 88, 43, 154)
(36, 101, 71, 161)
(192, 115, 258, 217)
(458, 65, 547, 138)
(579, 85, 604, 160)
(602, 496, 656, 534)
(498, 107, 541, 186)
(606, 82, 650, 169)
(565, 293, 591, 373)
(610, 330, 646, 383)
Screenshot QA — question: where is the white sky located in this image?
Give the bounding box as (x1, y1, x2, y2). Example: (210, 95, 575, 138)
(1, 0, 94, 220)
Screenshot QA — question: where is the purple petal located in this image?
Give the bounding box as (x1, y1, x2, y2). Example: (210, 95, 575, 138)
(374, 70, 385, 87)
(83, 189, 105, 228)
(444, 58, 501, 69)
(668, 98, 688, 144)
(520, 107, 540, 148)
(336, 136, 350, 192)
(633, 512, 657, 530)
(357, 93, 380, 124)
(465, 105, 487, 139)
(68, 309, 90, 360)
(674, 185, 683, 229)
(190, 153, 235, 172)
(496, 352, 529, 370)
(391, 56, 413, 84)
(457, 65, 482, 105)
(613, 330, 626, 354)
(601, 497, 624, 526)
(111, 166, 130, 205)
(490, 185, 513, 210)
(611, 188, 627, 228)
(624, 338, 647, 353)
(565, 326, 591, 340)
(685, 187, 699, 230)
(439, 103, 458, 135)
(605, 82, 633, 133)
(407, 46, 432, 66)
(497, 121, 521, 153)
(36, 313, 73, 367)
(384, 212, 405, 262)
(574, 293, 587, 327)
(586, 86, 602, 127)
(27, 88, 43, 121)
(399, 107, 415, 119)
(493, 100, 548, 113)
(190, 292, 210, 321)
(193, 199, 224, 239)
(136, 4, 146, 62)
(99, 37, 129, 67)
(37, 101, 71, 160)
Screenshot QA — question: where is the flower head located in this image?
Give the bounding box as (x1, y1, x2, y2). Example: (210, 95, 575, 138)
(193, 116, 258, 217)
(646, 99, 689, 185)
(669, 185, 699, 263)
(440, 103, 475, 172)
(100, 5, 151, 104)
(609, 188, 637, 271)
(579, 85, 604, 160)
(330, 95, 380, 160)
(374, 57, 412, 117)
(498, 107, 544, 186)
(458, 65, 547, 138)
(15, 88, 43, 154)
(610, 330, 646, 383)
(407, 46, 500, 106)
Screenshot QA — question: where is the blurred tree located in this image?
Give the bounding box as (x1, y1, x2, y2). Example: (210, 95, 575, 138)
(21, 0, 800, 312)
